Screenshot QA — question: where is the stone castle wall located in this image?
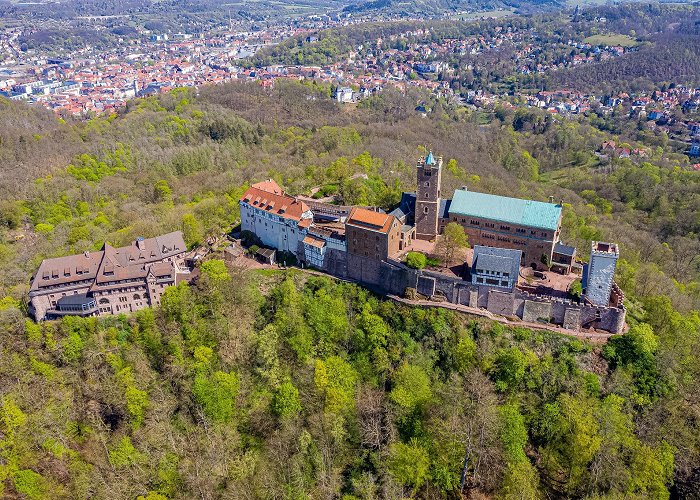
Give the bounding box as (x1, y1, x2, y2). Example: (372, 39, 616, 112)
(370, 260, 625, 334)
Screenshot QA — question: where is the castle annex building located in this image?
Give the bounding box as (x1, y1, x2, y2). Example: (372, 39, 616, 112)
(29, 232, 188, 321)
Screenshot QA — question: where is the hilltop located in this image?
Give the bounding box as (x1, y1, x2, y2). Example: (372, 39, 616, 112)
(0, 81, 698, 498)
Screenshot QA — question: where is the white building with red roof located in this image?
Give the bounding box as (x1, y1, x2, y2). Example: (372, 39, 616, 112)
(239, 179, 314, 254)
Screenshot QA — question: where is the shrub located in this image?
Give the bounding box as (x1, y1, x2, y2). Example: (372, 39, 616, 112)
(240, 230, 262, 248)
(426, 257, 441, 267)
(405, 251, 427, 269)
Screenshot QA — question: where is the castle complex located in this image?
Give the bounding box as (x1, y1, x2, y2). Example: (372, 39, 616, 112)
(28, 153, 626, 334)
(237, 153, 626, 334)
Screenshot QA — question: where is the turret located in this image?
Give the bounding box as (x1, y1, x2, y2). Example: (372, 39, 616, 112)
(583, 241, 619, 307)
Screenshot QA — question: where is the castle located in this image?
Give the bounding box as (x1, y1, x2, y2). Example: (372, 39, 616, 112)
(238, 153, 626, 334)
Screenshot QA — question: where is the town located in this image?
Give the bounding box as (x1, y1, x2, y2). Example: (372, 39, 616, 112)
(3, 11, 699, 160)
(29, 152, 626, 335)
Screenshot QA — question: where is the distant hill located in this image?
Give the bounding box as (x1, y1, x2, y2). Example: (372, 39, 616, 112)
(341, 0, 561, 16)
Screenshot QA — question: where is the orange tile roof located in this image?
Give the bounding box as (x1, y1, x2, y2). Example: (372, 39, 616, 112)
(251, 179, 283, 195)
(346, 207, 396, 234)
(302, 235, 326, 248)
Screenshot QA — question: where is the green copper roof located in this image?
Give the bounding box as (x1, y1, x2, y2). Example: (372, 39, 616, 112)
(426, 151, 435, 165)
(449, 189, 562, 231)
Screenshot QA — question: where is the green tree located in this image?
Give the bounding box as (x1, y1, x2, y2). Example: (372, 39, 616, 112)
(182, 213, 203, 248)
(314, 356, 357, 415)
(436, 222, 468, 268)
(387, 439, 431, 492)
(192, 370, 240, 423)
(154, 180, 173, 205)
(271, 380, 302, 419)
(389, 364, 432, 414)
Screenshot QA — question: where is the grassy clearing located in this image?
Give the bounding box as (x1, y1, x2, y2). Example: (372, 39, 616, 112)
(583, 33, 640, 48)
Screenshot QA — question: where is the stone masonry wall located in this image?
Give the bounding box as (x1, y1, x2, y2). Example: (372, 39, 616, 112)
(367, 261, 626, 334)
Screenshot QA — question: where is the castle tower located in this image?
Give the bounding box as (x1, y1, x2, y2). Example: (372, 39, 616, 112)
(414, 151, 442, 240)
(583, 241, 619, 307)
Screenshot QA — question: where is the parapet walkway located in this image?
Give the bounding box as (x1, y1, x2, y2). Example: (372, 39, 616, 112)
(387, 295, 615, 343)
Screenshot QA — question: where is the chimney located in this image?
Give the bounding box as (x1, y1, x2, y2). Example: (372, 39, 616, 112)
(559, 199, 564, 206)
(136, 237, 145, 250)
(84, 251, 90, 258)
(549, 196, 554, 203)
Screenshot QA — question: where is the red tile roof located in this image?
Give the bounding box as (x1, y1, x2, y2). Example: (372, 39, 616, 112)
(303, 235, 326, 248)
(240, 183, 310, 222)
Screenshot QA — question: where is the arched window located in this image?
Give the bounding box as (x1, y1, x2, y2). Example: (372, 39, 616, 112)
(99, 298, 109, 305)
(133, 294, 140, 300)
(423, 206, 429, 214)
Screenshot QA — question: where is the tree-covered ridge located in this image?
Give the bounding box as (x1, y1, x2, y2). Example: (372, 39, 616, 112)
(1, 265, 697, 498)
(246, 4, 700, 94)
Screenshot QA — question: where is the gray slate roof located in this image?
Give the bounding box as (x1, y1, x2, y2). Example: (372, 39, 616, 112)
(554, 241, 576, 257)
(472, 245, 521, 280)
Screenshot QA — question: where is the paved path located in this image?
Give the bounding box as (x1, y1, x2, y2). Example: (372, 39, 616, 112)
(387, 295, 614, 343)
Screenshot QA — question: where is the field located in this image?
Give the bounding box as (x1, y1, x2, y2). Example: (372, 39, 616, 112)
(583, 33, 640, 47)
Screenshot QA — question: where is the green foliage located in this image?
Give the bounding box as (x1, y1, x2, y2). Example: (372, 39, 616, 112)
(436, 222, 469, 267)
(387, 439, 431, 491)
(405, 251, 427, 269)
(200, 259, 230, 284)
(192, 370, 240, 423)
(66, 144, 131, 181)
(108, 436, 145, 468)
(454, 331, 476, 373)
(182, 213, 203, 248)
(389, 363, 432, 413)
(154, 180, 173, 204)
(489, 347, 529, 392)
(0, 76, 696, 499)
(271, 380, 302, 419)
(314, 356, 357, 415)
(13, 469, 49, 500)
(603, 323, 662, 401)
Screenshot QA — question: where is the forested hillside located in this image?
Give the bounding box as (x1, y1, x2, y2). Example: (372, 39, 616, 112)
(0, 82, 699, 498)
(545, 34, 700, 93)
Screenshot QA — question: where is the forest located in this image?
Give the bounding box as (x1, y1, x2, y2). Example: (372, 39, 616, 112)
(0, 79, 699, 498)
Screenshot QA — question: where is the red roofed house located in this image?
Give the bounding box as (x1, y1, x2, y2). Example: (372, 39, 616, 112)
(239, 179, 314, 254)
